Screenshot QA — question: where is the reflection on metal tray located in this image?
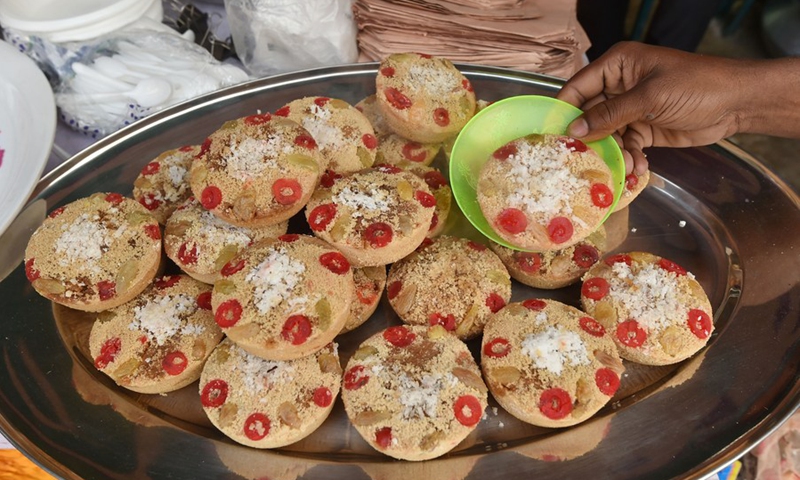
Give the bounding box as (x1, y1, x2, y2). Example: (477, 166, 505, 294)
(0, 64, 798, 480)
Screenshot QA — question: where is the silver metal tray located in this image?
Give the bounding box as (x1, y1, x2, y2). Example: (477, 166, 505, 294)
(0, 64, 798, 480)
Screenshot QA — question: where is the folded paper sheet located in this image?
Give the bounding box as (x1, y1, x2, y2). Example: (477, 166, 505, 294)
(353, 0, 589, 79)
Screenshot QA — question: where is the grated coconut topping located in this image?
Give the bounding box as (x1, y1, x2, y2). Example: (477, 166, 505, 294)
(129, 293, 200, 346)
(521, 325, 590, 376)
(608, 262, 691, 333)
(245, 247, 306, 315)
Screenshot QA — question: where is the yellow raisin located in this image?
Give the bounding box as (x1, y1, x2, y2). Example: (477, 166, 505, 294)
(213, 244, 240, 271)
(214, 279, 236, 295)
(352, 345, 378, 360)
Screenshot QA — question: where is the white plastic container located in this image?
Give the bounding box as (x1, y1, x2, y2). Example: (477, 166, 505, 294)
(0, 0, 163, 42)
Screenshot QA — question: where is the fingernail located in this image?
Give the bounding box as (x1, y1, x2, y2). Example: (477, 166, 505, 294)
(568, 118, 588, 138)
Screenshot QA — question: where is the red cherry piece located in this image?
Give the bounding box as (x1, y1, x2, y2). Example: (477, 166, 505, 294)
(433, 108, 450, 127)
(604, 254, 632, 266)
(278, 233, 300, 243)
(387, 280, 402, 300)
(144, 224, 161, 240)
(383, 325, 416, 347)
(590, 183, 614, 208)
(402, 142, 427, 162)
(483, 337, 511, 358)
(309, 204, 337, 231)
(581, 277, 610, 301)
(384, 87, 412, 110)
(539, 388, 573, 420)
(221, 258, 245, 277)
(48, 206, 66, 218)
(687, 309, 712, 339)
(423, 170, 447, 189)
(94, 337, 121, 369)
(493, 144, 518, 160)
(417, 237, 434, 251)
(319, 251, 350, 275)
(380, 66, 395, 77)
(138, 335, 148, 344)
(294, 134, 317, 149)
(201, 379, 228, 407)
(362, 133, 378, 149)
(281, 315, 312, 345)
(414, 190, 436, 208)
(467, 241, 486, 251)
(625, 173, 638, 191)
(200, 186, 222, 210)
(97, 280, 116, 301)
(454, 395, 482, 427)
(515, 252, 542, 274)
(104, 193, 124, 205)
(244, 413, 271, 441)
(497, 208, 527, 234)
(197, 138, 212, 159)
(522, 299, 547, 311)
(418, 53, 432, 59)
(141, 162, 160, 176)
(196, 291, 213, 310)
(485, 293, 506, 313)
(579, 316, 606, 337)
(365, 222, 393, 248)
(616, 319, 647, 347)
(563, 138, 589, 153)
(314, 97, 330, 107)
(375, 427, 393, 449)
(572, 244, 599, 268)
(374, 163, 401, 174)
(344, 365, 369, 390)
(428, 312, 456, 331)
(155, 275, 181, 289)
(274, 106, 290, 117)
(178, 242, 198, 265)
(547, 216, 573, 244)
(272, 178, 302, 205)
(138, 193, 162, 211)
(356, 283, 380, 305)
(179, 145, 194, 152)
(313, 386, 333, 407)
(244, 113, 271, 125)
(462, 78, 473, 92)
(658, 258, 687, 276)
(429, 212, 439, 231)
(320, 169, 341, 188)
(162, 351, 188, 376)
(215, 299, 243, 328)
(595, 368, 620, 396)
(24, 258, 40, 282)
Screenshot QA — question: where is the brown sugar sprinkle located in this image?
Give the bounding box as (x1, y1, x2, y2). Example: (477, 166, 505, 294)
(199, 339, 341, 448)
(341, 266, 387, 333)
(189, 115, 324, 227)
(88, 274, 222, 394)
(387, 236, 511, 340)
(24, 193, 161, 308)
(580, 251, 714, 366)
(341, 325, 487, 461)
(164, 197, 288, 283)
(132, 145, 200, 224)
(276, 96, 377, 174)
(481, 299, 623, 428)
(210, 235, 355, 360)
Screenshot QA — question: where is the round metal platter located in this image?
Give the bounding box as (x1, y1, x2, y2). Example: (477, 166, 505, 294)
(0, 64, 797, 480)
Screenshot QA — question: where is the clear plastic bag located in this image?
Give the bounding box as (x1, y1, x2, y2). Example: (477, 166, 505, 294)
(224, 0, 358, 77)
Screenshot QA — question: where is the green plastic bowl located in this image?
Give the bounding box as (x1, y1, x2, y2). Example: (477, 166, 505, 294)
(449, 95, 625, 251)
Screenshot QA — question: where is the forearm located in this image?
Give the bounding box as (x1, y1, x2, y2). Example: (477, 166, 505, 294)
(733, 57, 800, 139)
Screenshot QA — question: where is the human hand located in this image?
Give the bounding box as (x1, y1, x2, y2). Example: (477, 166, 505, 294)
(557, 42, 747, 175)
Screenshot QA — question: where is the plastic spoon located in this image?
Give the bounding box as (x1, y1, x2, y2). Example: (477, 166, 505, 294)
(448, 95, 626, 250)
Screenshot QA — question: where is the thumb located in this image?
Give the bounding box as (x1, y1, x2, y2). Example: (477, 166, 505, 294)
(567, 88, 651, 142)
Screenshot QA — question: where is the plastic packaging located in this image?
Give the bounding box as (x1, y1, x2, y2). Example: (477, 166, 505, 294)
(224, 0, 358, 77)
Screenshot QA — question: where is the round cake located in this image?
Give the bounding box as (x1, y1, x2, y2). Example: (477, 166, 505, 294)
(340, 266, 387, 334)
(189, 113, 325, 227)
(375, 52, 476, 144)
(211, 235, 355, 360)
(199, 339, 342, 449)
(88, 274, 223, 394)
(304, 166, 435, 267)
(386, 235, 511, 340)
(481, 299, 624, 428)
(580, 251, 714, 365)
(24, 193, 162, 312)
(477, 133, 615, 251)
(132, 144, 199, 224)
(341, 325, 488, 461)
(489, 226, 607, 289)
(164, 197, 288, 284)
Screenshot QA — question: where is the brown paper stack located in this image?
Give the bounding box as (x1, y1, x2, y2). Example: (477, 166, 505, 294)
(353, 0, 590, 79)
